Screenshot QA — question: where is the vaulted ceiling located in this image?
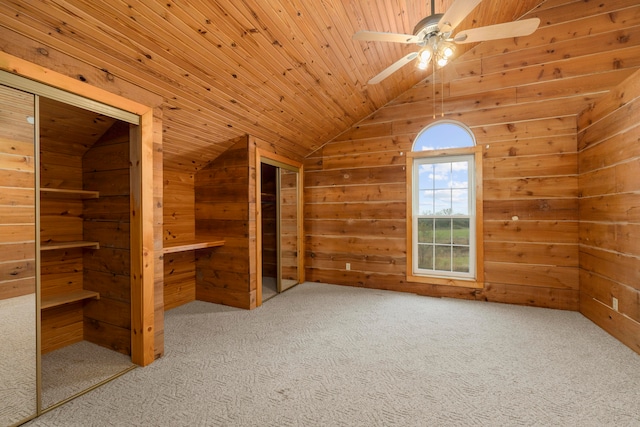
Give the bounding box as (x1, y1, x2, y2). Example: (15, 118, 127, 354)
(0, 0, 637, 170)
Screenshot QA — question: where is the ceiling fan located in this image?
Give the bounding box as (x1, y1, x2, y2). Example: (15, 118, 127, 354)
(353, 0, 540, 84)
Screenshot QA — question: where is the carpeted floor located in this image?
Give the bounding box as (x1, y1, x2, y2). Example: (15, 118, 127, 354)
(0, 294, 37, 426)
(25, 282, 640, 426)
(41, 341, 134, 409)
(262, 276, 278, 302)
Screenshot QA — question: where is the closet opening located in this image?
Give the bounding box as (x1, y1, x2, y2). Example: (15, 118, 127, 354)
(38, 97, 137, 410)
(256, 151, 304, 306)
(1, 65, 155, 425)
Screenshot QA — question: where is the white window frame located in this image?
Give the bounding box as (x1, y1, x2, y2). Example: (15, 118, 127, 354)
(412, 154, 476, 279)
(406, 120, 483, 288)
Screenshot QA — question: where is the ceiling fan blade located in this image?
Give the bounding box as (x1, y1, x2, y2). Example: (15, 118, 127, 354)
(453, 18, 540, 44)
(438, 0, 482, 33)
(353, 30, 419, 44)
(368, 52, 419, 84)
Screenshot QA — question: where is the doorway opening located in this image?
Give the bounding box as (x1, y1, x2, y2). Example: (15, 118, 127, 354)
(256, 152, 303, 306)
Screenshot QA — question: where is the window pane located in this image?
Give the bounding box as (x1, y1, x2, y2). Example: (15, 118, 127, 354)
(418, 218, 434, 243)
(434, 218, 451, 244)
(452, 218, 470, 245)
(451, 189, 469, 215)
(418, 163, 434, 189)
(418, 189, 434, 215)
(433, 163, 451, 189)
(452, 246, 470, 273)
(413, 122, 474, 151)
(451, 162, 469, 188)
(434, 189, 451, 215)
(418, 244, 434, 270)
(434, 245, 451, 271)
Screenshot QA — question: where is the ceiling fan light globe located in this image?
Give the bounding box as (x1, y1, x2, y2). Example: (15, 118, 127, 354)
(417, 60, 429, 70)
(419, 48, 432, 63)
(437, 57, 448, 67)
(443, 46, 454, 58)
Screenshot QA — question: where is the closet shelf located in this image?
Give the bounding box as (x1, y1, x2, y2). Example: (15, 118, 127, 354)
(41, 289, 100, 310)
(40, 188, 99, 199)
(163, 237, 225, 254)
(41, 241, 100, 251)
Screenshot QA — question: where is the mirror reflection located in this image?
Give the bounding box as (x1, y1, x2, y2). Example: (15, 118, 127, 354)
(0, 84, 38, 425)
(260, 162, 300, 302)
(278, 168, 299, 292)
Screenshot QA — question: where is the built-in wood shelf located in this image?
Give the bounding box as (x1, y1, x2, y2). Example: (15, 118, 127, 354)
(40, 188, 100, 199)
(41, 241, 100, 251)
(41, 289, 100, 310)
(163, 237, 225, 254)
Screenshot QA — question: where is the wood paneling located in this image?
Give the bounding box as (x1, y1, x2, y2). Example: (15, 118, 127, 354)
(38, 103, 134, 355)
(195, 136, 253, 309)
(578, 69, 640, 354)
(163, 250, 196, 311)
(0, 85, 35, 300)
(0, 0, 547, 170)
(261, 164, 277, 279)
(162, 168, 196, 310)
(41, 303, 83, 354)
(1, 0, 640, 359)
(303, 0, 640, 311)
(82, 121, 132, 355)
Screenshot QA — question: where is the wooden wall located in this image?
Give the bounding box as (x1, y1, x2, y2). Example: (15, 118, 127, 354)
(0, 85, 36, 301)
(280, 169, 299, 282)
(577, 70, 640, 354)
(193, 134, 304, 308)
(163, 168, 196, 310)
(39, 98, 116, 353)
(304, 0, 640, 310)
(195, 136, 254, 309)
(83, 121, 132, 355)
(151, 110, 165, 360)
(304, 106, 580, 309)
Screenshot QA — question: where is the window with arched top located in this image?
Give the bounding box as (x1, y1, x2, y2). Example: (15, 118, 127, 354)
(407, 120, 483, 287)
(412, 120, 475, 151)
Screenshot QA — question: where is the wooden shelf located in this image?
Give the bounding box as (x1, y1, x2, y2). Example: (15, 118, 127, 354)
(41, 241, 100, 251)
(163, 237, 225, 254)
(41, 289, 100, 310)
(40, 188, 99, 199)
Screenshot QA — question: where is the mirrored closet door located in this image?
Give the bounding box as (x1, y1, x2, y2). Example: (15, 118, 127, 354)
(0, 83, 38, 426)
(278, 167, 300, 292)
(1, 71, 140, 421)
(258, 153, 303, 304)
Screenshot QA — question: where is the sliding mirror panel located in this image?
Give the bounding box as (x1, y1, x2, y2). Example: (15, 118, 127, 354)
(0, 84, 38, 425)
(277, 168, 299, 292)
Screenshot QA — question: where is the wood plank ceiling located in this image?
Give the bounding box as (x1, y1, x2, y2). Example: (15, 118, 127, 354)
(0, 0, 566, 169)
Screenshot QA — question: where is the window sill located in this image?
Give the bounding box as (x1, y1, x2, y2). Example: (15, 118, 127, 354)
(406, 274, 483, 289)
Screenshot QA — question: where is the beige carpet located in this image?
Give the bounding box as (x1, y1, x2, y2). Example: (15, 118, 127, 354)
(0, 294, 37, 426)
(26, 282, 640, 426)
(41, 340, 134, 409)
(262, 276, 278, 302)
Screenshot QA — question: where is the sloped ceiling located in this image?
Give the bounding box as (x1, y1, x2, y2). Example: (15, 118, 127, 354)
(0, 0, 615, 169)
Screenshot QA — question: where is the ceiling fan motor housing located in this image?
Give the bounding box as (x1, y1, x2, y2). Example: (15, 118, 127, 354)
(412, 13, 444, 45)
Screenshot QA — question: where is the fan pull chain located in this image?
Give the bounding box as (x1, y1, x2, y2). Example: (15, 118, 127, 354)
(432, 71, 436, 119)
(441, 67, 445, 117)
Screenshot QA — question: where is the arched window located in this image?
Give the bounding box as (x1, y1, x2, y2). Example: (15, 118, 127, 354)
(413, 121, 475, 151)
(408, 120, 482, 285)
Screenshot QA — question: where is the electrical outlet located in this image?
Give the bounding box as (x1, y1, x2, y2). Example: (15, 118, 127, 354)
(346, 263, 351, 271)
(612, 297, 619, 312)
